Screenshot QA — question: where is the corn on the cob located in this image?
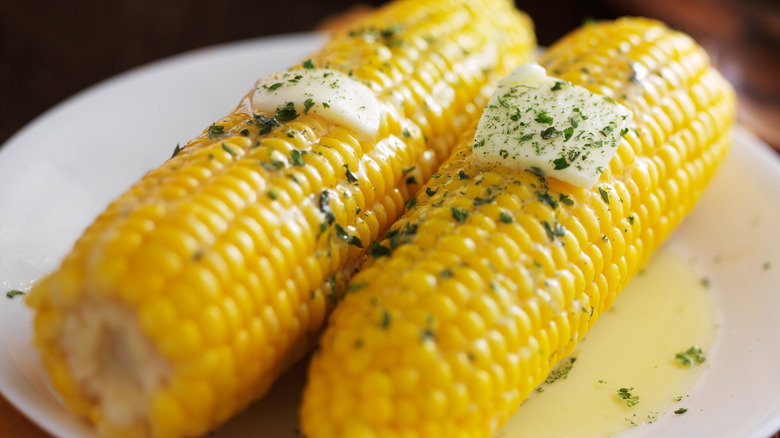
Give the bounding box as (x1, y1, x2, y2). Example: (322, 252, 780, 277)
(25, 1, 535, 437)
(301, 17, 736, 438)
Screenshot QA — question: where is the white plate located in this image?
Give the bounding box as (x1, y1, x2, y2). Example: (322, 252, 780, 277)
(1, 33, 780, 438)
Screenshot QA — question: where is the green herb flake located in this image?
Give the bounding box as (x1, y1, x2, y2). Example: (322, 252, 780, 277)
(617, 387, 640, 407)
(302, 58, 315, 69)
(380, 309, 392, 328)
(319, 190, 336, 225)
(425, 187, 438, 197)
(348, 235, 364, 248)
(544, 357, 577, 384)
(368, 240, 392, 258)
(6, 290, 25, 299)
(402, 166, 416, 176)
(535, 111, 554, 125)
(406, 176, 417, 185)
(457, 170, 470, 180)
(551, 81, 564, 91)
(451, 206, 469, 222)
(253, 114, 279, 135)
(553, 157, 570, 170)
(344, 164, 359, 183)
(499, 212, 513, 224)
(291, 149, 305, 166)
(207, 124, 225, 139)
(346, 283, 367, 292)
(519, 133, 535, 142)
(303, 98, 315, 115)
(333, 223, 349, 242)
(674, 408, 688, 415)
(543, 220, 566, 240)
(402, 128, 411, 138)
(171, 144, 181, 158)
(675, 346, 706, 366)
(599, 186, 610, 204)
(540, 127, 562, 139)
(275, 102, 299, 121)
(440, 268, 454, 278)
(559, 194, 574, 206)
(267, 82, 284, 91)
(404, 196, 417, 211)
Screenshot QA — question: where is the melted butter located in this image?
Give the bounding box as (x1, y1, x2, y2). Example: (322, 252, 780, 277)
(251, 68, 381, 137)
(495, 248, 718, 438)
(472, 63, 632, 188)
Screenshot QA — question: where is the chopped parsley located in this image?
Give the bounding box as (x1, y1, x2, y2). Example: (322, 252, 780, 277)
(675, 346, 706, 366)
(275, 102, 299, 121)
(253, 114, 279, 135)
(6, 290, 25, 298)
(303, 98, 315, 114)
(457, 170, 470, 180)
(302, 58, 315, 69)
(348, 235, 363, 248)
(171, 144, 181, 158)
(599, 186, 610, 204)
(368, 240, 392, 258)
(535, 111, 554, 125)
(451, 206, 469, 222)
(674, 408, 688, 415)
(221, 143, 237, 157)
(499, 212, 513, 224)
(290, 149, 305, 166)
(318, 190, 336, 226)
(425, 187, 438, 197)
(344, 164, 359, 183)
(334, 223, 349, 241)
(544, 357, 577, 384)
(267, 82, 284, 91)
(617, 387, 639, 407)
(207, 124, 225, 139)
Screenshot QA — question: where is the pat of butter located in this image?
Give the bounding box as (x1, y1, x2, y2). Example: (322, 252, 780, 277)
(472, 63, 633, 188)
(251, 68, 381, 137)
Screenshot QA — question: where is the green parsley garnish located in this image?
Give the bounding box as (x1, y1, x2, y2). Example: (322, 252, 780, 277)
(368, 240, 392, 258)
(207, 124, 225, 139)
(6, 290, 25, 298)
(303, 98, 315, 114)
(171, 144, 181, 158)
(674, 408, 688, 415)
(425, 187, 438, 197)
(499, 212, 513, 224)
(348, 235, 363, 248)
(275, 102, 299, 121)
(675, 346, 706, 366)
(451, 206, 469, 222)
(599, 186, 610, 204)
(267, 82, 284, 91)
(290, 149, 305, 166)
(253, 114, 279, 135)
(617, 387, 640, 407)
(302, 59, 315, 69)
(344, 164, 359, 183)
(457, 170, 470, 180)
(535, 111, 554, 125)
(221, 143, 237, 157)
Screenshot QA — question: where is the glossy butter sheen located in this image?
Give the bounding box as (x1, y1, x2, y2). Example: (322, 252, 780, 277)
(494, 248, 718, 437)
(472, 63, 632, 188)
(251, 68, 381, 137)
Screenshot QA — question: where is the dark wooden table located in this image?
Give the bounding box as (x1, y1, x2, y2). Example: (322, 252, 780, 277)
(1, 0, 778, 437)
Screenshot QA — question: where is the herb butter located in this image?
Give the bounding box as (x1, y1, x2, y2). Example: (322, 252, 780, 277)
(251, 68, 381, 137)
(472, 63, 633, 188)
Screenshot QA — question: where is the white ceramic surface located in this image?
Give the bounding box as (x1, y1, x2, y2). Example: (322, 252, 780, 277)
(1, 33, 779, 438)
